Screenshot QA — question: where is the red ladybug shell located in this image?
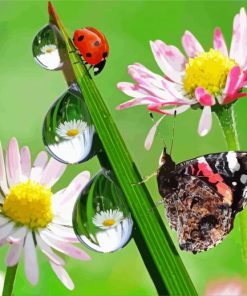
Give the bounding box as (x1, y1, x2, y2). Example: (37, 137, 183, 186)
(73, 27, 109, 66)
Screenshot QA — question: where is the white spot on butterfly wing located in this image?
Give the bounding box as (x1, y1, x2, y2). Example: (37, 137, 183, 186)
(240, 174, 247, 184)
(232, 181, 237, 186)
(226, 151, 240, 173)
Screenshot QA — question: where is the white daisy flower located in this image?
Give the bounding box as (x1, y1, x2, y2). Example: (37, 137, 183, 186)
(40, 44, 57, 54)
(36, 44, 62, 70)
(56, 119, 88, 140)
(0, 138, 91, 290)
(92, 209, 124, 229)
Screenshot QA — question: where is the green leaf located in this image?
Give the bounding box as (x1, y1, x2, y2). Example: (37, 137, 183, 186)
(48, 2, 196, 295)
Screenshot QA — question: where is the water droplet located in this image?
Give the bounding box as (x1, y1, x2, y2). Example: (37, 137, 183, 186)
(43, 85, 98, 164)
(32, 24, 65, 70)
(73, 170, 133, 253)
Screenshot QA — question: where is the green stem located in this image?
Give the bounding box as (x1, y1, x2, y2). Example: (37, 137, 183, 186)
(2, 265, 18, 296)
(215, 104, 247, 276)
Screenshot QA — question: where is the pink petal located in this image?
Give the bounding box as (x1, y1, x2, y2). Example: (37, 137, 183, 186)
(6, 138, 22, 187)
(182, 30, 204, 58)
(30, 151, 48, 182)
(39, 158, 66, 188)
(40, 232, 90, 261)
(6, 239, 23, 266)
(198, 106, 212, 136)
(0, 222, 15, 240)
(127, 64, 189, 101)
(127, 64, 176, 100)
(237, 69, 247, 88)
(116, 97, 162, 110)
(148, 104, 191, 115)
(36, 233, 65, 265)
(50, 262, 74, 290)
(195, 87, 215, 106)
(205, 278, 246, 296)
(230, 8, 247, 69)
(117, 82, 150, 98)
(24, 232, 39, 285)
(222, 66, 241, 104)
(214, 27, 228, 56)
(151, 40, 186, 71)
(144, 116, 165, 150)
(0, 142, 8, 195)
(20, 147, 31, 180)
(150, 41, 184, 83)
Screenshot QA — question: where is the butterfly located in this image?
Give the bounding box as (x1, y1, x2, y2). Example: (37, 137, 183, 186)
(157, 148, 247, 254)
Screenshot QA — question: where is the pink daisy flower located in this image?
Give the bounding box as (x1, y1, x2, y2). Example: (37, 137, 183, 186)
(117, 8, 247, 149)
(0, 138, 91, 290)
(204, 278, 246, 296)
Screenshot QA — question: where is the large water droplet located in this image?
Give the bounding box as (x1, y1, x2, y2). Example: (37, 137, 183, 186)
(73, 170, 133, 253)
(32, 24, 65, 70)
(43, 85, 98, 164)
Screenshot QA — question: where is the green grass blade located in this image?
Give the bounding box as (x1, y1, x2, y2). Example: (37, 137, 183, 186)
(48, 2, 197, 295)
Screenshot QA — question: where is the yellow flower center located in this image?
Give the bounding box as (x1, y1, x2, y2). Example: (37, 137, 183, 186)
(103, 219, 116, 227)
(183, 49, 237, 96)
(2, 180, 53, 229)
(66, 129, 79, 137)
(46, 47, 54, 53)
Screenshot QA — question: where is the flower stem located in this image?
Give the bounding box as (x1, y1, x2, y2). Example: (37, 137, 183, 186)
(215, 104, 247, 276)
(2, 265, 18, 296)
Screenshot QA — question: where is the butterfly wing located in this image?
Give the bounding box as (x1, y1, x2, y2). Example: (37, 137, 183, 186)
(173, 175, 232, 253)
(157, 151, 247, 253)
(177, 151, 247, 214)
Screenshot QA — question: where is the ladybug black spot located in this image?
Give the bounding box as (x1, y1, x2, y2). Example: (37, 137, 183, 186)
(86, 52, 92, 57)
(78, 35, 84, 42)
(102, 52, 108, 58)
(94, 41, 100, 47)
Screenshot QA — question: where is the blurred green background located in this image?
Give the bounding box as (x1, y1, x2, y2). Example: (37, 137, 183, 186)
(0, 0, 247, 295)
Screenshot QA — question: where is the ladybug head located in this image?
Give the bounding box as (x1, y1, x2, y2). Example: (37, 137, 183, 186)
(93, 59, 106, 75)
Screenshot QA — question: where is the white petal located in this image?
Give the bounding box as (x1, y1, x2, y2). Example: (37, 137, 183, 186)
(24, 232, 39, 285)
(0, 142, 9, 195)
(30, 151, 48, 182)
(39, 158, 66, 188)
(0, 216, 10, 226)
(52, 171, 90, 225)
(47, 225, 77, 239)
(0, 222, 15, 240)
(40, 232, 90, 261)
(36, 233, 65, 265)
(50, 262, 74, 290)
(6, 138, 22, 187)
(6, 239, 23, 266)
(198, 106, 212, 136)
(8, 226, 27, 243)
(20, 146, 31, 180)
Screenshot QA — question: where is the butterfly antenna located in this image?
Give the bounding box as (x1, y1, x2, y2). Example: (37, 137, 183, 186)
(132, 171, 157, 185)
(169, 110, 177, 156)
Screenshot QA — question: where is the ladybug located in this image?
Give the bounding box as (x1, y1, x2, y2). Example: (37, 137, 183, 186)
(73, 27, 109, 75)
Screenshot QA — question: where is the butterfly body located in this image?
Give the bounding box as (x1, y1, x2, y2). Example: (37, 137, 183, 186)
(157, 149, 247, 253)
